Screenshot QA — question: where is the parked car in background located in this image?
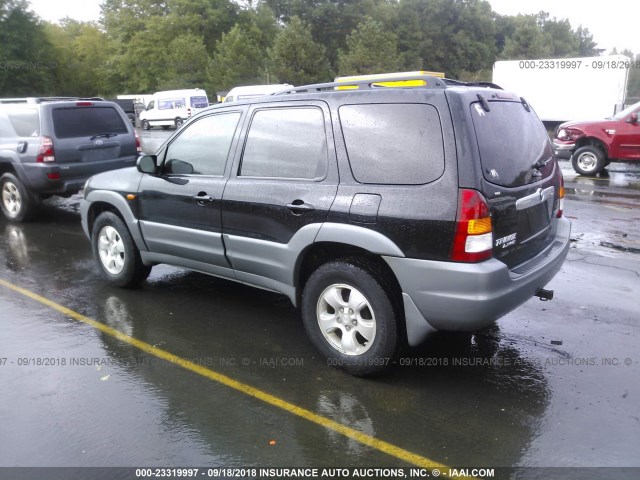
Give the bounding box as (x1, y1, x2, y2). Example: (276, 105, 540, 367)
(223, 84, 292, 103)
(0, 97, 141, 221)
(553, 101, 640, 175)
(139, 89, 209, 130)
(81, 74, 570, 375)
(108, 98, 136, 125)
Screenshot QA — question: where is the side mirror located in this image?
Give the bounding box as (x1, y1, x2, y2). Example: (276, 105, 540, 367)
(165, 159, 194, 175)
(137, 155, 157, 174)
(628, 112, 639, 124)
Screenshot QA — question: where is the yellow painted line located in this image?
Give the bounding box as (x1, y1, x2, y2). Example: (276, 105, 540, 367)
(0, 278, 464, 475)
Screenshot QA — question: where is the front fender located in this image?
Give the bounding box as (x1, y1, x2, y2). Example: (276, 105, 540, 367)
(81, 189, 147, 252)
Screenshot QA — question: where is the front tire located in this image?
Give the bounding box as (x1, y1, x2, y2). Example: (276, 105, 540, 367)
(301, 259, 398, 376)
(142, 120, 151, 130)
(0, 173, 36, 222)
(572, 145, 605, 175)
(91, 212, 151, 287)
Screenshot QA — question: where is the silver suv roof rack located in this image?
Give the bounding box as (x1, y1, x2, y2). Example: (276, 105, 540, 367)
(0, 97, 105, 104)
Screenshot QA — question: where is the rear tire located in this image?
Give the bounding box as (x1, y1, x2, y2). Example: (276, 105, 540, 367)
(572, 146, 605, 175)
(175, 117, 184, 128)
(91, 211, 151, 287)
(0, 173, 36, 222)
(301, 259, 398, 376)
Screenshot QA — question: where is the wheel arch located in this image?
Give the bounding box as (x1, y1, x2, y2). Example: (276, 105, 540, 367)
(85, 191, 147, 252)
(574, 136, 609, 159)
(294, 241, 406, 341)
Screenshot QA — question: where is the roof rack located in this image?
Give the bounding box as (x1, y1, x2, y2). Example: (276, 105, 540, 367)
(442, 79, 503, 89)
(0, 96, 105, 104)
(273, 75, 448, 95)
(273, 75, 503, 96)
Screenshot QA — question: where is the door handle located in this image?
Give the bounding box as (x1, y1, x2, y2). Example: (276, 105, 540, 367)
(194, 193, 214, 204)
(286, 200, 315, 215)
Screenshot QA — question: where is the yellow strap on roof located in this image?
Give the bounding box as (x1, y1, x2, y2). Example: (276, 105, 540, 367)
(334, 71, 445, 90)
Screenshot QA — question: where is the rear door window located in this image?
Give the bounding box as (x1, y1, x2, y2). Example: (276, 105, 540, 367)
(339, 103, 444, 185)
(471, 101, 554, 188)
(240, 107, 328, 179)
(52, 107, 128, 139)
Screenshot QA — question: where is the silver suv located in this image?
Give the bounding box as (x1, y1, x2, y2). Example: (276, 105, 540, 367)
(0, 97, 140, 221)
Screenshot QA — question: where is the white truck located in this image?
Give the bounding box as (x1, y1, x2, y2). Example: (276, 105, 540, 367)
(492, 55, 631, 125)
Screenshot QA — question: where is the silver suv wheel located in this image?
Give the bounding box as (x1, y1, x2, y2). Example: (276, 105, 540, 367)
(316, 283, 377, 355)
(97, 225, 126, 275)
(2, 180, 22, 217)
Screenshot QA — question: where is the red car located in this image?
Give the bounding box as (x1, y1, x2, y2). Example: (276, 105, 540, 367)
(553, 101, 640, 175)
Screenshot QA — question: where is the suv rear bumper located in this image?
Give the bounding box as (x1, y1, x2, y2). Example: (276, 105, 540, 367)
(384, 217, 571, 345)
(20, 156, 137, 195)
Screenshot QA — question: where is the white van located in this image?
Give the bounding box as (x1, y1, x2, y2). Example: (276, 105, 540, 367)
(223, 84, 292, 103)
(140, 88, 209, 130)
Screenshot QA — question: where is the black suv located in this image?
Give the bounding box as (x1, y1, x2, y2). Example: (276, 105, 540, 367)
(0, 97, 140, 221)
(80, 75, 571, 375)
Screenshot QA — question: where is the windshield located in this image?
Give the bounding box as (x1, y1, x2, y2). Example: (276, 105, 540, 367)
(611, 101, 640, 120)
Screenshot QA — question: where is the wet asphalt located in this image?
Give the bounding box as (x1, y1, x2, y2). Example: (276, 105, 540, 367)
(0, 129, 639, 477)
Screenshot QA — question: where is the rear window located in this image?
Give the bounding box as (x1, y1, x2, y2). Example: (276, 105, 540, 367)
(339, 103, 445, 185)
(471, 101, 554, 188)
(52, 107, 128, 139)
(190, 96, 208, 108)
(7, 108, 40, 137)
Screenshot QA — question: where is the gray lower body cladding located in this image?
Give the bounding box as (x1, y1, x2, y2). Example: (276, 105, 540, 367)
(384, 217, 571, 344)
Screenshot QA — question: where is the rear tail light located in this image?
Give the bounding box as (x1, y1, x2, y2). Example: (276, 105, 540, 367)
(187, 108, 192, 117)
(36, 136, 55, 163)
(450, 189, 493, 262)
(134, 131, 142, 153)
(556, 166, 565, 218)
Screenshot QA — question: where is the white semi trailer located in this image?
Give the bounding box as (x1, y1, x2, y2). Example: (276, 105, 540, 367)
(492, 55, 631, 125)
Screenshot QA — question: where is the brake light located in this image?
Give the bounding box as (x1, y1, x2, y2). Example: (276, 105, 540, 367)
(556, 167, 565, 218)
(37, 136, 55, 163)
(134, 131, 142, 153)
(450, 189, 493, 262)
(187, 108, 192, 117)
(76, 101, 93, 106)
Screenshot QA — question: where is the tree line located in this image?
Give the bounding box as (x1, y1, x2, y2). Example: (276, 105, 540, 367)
(1, 0, 638, 100)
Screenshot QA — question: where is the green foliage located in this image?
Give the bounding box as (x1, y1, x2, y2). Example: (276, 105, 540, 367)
(498, 12, 603, 60)
(337, 18, 401, 75)
(395, 0, 497, 77)
(1, 0, 622, 97)
(45, 19, 111, 96)
(209, 7, 279, 91)
(158, 33, 211, 90)
(0, 0, 56, 96)
(267, 17, 331, 85)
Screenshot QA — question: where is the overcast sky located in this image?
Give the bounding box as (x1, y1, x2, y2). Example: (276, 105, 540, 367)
(27, 0, 640, 55)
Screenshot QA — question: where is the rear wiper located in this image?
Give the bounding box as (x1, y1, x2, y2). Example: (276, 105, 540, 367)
(532, 157, 551, 172)
(90, 133, 118, 140)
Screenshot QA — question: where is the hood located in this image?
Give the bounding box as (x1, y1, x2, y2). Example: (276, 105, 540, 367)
(558, 118, 619, 131)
